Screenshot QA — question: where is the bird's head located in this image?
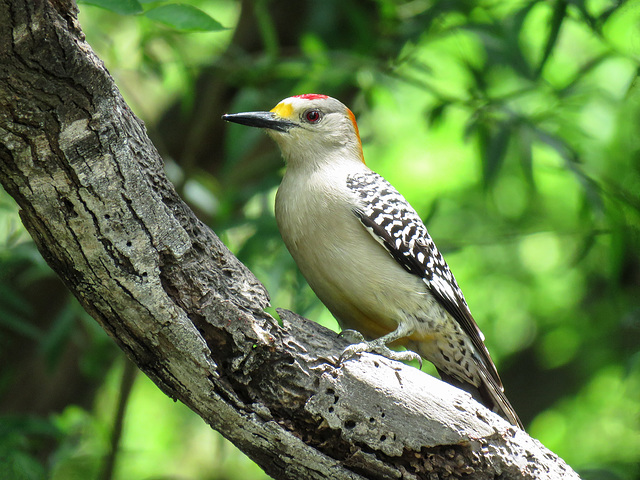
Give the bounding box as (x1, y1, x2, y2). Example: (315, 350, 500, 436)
(222, 94, 364, 166)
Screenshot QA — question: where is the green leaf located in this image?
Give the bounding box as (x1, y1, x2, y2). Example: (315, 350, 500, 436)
(536, 0, 567, 77)
(425, 102, 448, 127)
(0, 309, 41, 340)
(41, 303, 76, 371)
(480, 122, 511, 187)
(145, 4, 226, 32)
(517, 126, 535, 187)
(77, 0, 143, 15)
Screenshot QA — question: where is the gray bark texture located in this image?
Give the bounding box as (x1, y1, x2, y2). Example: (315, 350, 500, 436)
(0, 1, 581, 479)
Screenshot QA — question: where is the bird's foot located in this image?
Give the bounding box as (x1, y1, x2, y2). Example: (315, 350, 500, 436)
(338, 336, 422, 369)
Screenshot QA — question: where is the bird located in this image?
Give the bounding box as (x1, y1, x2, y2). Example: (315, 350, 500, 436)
(222, 94, 523, 428)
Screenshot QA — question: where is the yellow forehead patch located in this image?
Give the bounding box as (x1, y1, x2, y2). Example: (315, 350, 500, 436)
(270, 101, 294, 119)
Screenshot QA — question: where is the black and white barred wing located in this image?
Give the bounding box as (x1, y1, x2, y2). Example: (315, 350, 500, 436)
(347, 171, 501, 385)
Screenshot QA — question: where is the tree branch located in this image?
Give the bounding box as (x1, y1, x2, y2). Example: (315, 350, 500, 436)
(0, 1, 580, 478)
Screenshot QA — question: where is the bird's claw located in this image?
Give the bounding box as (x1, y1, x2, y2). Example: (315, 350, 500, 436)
(338, 340, 423, 369)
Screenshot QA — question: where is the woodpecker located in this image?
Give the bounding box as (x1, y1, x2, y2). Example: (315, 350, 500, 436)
(222, 94, 522, 428)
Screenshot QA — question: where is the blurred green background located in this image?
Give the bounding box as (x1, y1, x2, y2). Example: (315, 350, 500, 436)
(1, 0, 639, 479)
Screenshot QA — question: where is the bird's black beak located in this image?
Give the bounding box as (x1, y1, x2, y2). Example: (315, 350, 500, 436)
(222, 111, 296, 133)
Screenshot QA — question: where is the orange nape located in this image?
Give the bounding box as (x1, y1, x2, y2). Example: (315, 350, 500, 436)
(346, 108, 365, 164)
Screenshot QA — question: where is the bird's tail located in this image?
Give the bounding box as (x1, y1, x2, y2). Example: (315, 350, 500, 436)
(436, 366, 523, 429)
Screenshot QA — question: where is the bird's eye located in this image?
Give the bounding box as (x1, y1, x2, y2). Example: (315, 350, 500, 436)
(304, 109, 322, 123)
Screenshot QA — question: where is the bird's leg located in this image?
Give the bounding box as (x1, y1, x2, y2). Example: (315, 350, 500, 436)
(338, 324, 423, 368)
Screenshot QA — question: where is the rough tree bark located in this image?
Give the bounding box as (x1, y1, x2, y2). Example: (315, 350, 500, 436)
(0, 1, 580, 479)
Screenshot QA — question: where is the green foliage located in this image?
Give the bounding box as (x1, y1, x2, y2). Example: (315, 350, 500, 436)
(2, 0, 639, 479)
(78, 0, 143, 16)
(145, 4, 226, 32)
(0, 416, 58, 480)
(77, 0, 226, 31)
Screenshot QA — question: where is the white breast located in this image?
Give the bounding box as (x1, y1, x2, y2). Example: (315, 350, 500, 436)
(274, 161, 430, 333)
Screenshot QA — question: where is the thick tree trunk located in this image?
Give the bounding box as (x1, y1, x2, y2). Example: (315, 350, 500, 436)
(0, 1, 580, 479)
